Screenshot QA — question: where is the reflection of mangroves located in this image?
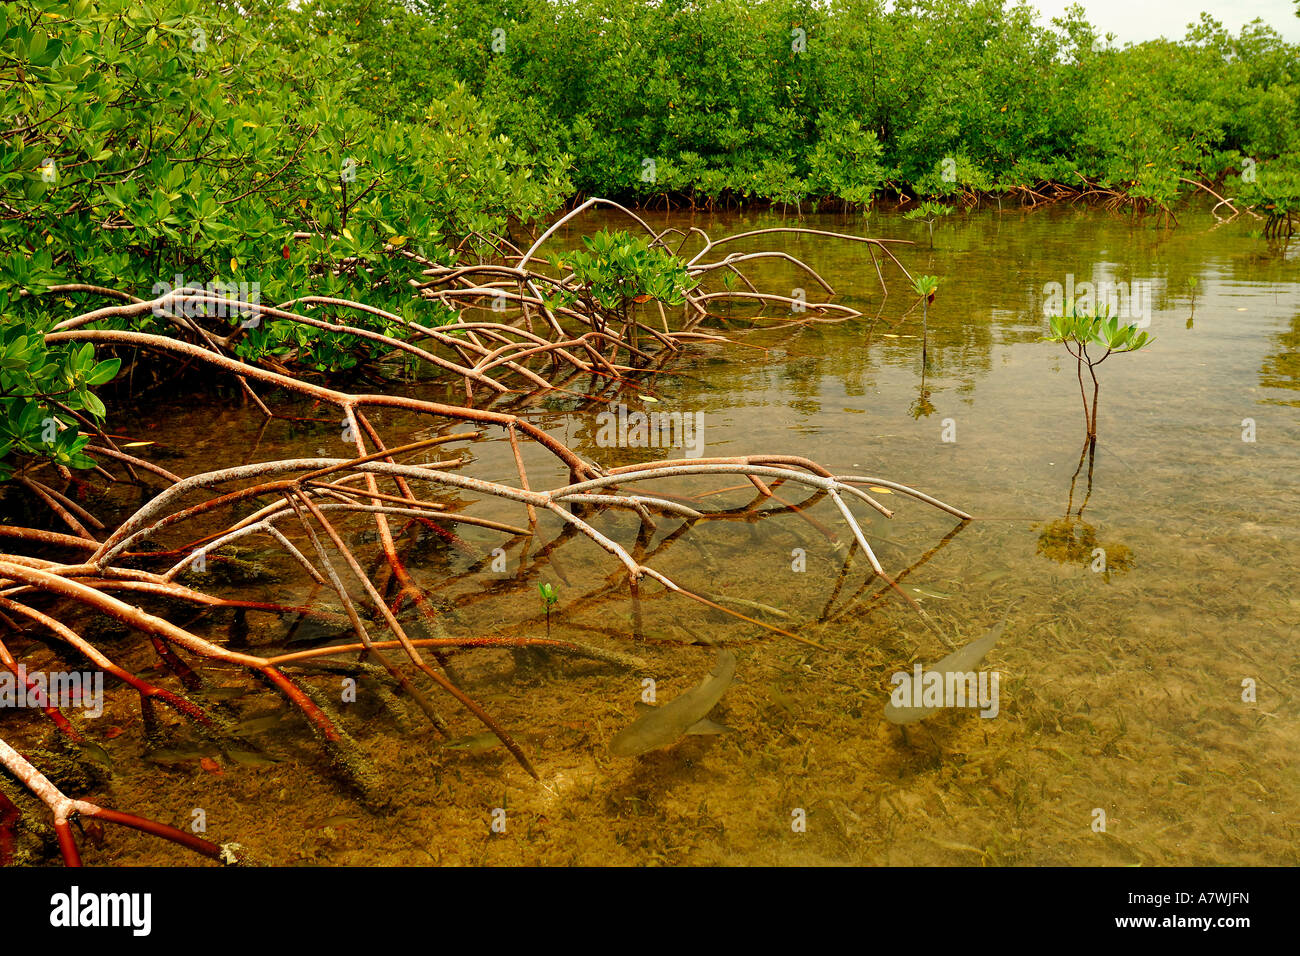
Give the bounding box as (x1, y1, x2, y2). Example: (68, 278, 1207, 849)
(1259, 312, 1300, 400)
(1035, 516, 1134, 578)
(1036, 435, 1135, 578)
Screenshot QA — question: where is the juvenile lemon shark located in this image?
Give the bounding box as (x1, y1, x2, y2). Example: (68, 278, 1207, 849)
(884, 620, 1005, 724)
(609, 650, 736, 757)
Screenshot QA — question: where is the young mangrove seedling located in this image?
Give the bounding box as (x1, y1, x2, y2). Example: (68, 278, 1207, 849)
(903, 200, 953, 249)
(1186, 276, 1198, 328)
(538, 581, 559, 638)
(910, 274, 939, 370)
(1045, 303, 1153, 445)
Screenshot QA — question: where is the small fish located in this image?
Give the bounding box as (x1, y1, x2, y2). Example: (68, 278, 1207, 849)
(79, 740, 113, 767)
(236, 713, 287, 735)
(884, 621, 1005, 725)
(610, 650, 736, 757)
(439, 731, 504, 752)
(224, 748, 280, 768)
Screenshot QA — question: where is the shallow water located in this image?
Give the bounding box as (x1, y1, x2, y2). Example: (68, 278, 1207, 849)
(10, 205, 1299, 866)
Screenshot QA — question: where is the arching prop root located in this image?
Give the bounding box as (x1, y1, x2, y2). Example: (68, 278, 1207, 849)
(418, 199, 918, 338)
(0, 444, 967, 832)
(0, 560, 378, 798)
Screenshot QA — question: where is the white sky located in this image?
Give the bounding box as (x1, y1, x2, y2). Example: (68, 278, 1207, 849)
(1027, 0, 1300, 44)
